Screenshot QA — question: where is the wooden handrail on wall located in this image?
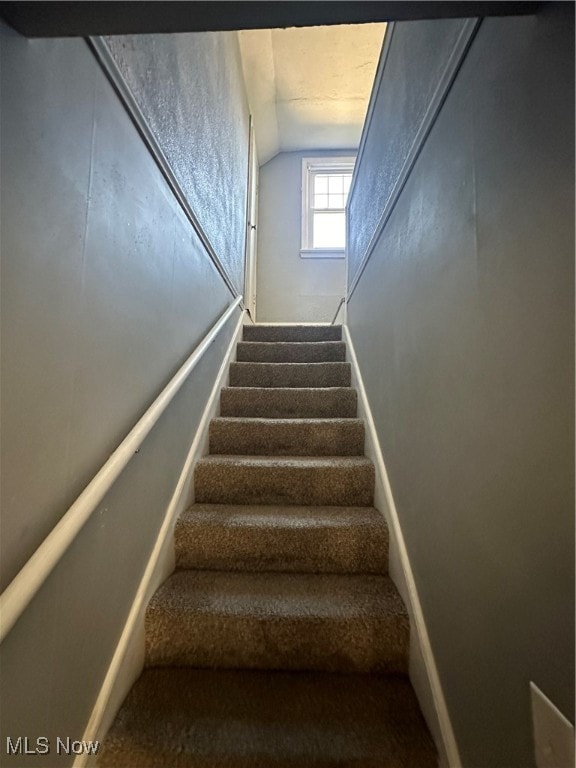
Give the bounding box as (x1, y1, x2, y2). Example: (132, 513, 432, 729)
(0, 297, 243, 643)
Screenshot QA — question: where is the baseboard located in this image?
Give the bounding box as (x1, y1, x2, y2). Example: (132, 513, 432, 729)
(74, 309, 245, 768)
(343, 324, 461, 768)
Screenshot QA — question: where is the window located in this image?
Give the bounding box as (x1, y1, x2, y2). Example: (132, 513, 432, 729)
(301, 157, 355, 258)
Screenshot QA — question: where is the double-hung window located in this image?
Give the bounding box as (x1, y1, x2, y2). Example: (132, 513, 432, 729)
(301, 157, 355, 258)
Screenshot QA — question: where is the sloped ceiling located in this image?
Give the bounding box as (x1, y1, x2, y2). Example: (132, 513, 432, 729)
(238, 23, 386, 165)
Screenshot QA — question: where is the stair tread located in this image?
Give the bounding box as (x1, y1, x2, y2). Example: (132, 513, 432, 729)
(209, 417, 364, 456)
(194, 455, 374, 507)
(232, 361, 350, 368)
(237, 340, 346, 362)
(243, 324, 342, 342)
(211, 416, 363, 425)
(175, 504, 388, 574)
(222, 386, 354, 392)
(229, 361, 351, 388)
(209, 417, 364, 457)
(246, 324, 342, 330)
(145, 571, 408, 671)
(148, 570, 405, 620)
(181, 502, 381, 519)
(197, 455, 373, 468)
(239, 340, 344, 345)
(98, 668, 437, 768)
(220, 386, 357, 418)
(178, 503, 386, 535)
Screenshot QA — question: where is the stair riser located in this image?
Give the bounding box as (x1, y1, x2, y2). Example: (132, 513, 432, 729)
(209, 419, 364, 456)
(229, 362, 351, 388)
(237, 341, 346, 363)
(194, 463, 374, 507)
(175, 518, 388, 574)
(243, 325, 342, 342)
(220, 388, 357, 419)
(145, 613, 408, 674)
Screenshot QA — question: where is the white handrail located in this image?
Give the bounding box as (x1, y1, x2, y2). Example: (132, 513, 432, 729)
(0, 297, 243, 643)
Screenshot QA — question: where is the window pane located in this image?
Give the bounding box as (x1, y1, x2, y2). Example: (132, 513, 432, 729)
(314, 193, 328, 209)
(328, 174, 344, 194)
(327, 192, 345, 209)
(314, 175, 329, 193)
(343, 174, 352, 193)
(313, 212, 345, 248)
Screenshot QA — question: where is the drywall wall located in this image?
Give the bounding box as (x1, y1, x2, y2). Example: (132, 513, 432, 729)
(0, 24, 245, 766)
(347, 6, 574, 768)
(105, 32, 249, 293)
(256, 150, 348, 323)
(347, 18, 466, 283)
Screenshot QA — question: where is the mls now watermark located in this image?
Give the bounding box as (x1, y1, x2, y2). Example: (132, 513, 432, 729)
(6, 737, 100, 756)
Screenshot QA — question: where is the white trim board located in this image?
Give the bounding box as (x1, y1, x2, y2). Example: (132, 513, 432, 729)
(347, 18, 481, 300)
(74, 310, 246, 768)
(343, 324, 461, 768)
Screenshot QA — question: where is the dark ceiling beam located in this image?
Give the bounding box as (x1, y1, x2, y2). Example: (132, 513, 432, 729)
(0, 1, 543, 38)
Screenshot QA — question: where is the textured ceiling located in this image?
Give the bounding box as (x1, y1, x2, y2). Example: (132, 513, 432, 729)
(238, 23, 386, 165)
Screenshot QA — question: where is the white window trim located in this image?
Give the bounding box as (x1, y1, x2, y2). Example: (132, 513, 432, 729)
(301, 156, 355, 259)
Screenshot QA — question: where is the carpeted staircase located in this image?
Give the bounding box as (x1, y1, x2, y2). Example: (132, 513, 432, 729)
(99, 324, 437, 767)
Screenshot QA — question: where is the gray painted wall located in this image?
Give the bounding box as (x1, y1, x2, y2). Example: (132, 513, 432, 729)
(105, 32, 250, 293)
(257, 150, 348, 323)
(347, 18, 466, 283)
(347, 7, 574, 768)
(0, 25, 245, 765)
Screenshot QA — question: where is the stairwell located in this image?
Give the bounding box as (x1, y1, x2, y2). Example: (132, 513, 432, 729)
(99, 324, 437, 767)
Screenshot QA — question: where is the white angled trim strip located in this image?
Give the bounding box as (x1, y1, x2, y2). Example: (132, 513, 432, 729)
(86, 36, 240, 300)
(343, 324, 462, 768)
(347, 18, 481, 300)
(73, 309, 246, 768)
(0, 297, 242, 644)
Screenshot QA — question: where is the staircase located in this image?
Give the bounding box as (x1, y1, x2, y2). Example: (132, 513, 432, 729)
(99, 324, 437, 767)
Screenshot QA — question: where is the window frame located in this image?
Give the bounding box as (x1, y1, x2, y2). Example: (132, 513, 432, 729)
(300, 156, 356, 259)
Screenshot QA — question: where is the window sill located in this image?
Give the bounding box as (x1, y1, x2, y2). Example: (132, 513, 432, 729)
(300, 249, 346, 259)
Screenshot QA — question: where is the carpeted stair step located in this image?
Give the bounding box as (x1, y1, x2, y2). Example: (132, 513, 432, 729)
(243, 324, 342, 342)
(237, 340, 346, 363)
(175, 504, 388, 574)
(229, 361, 351, 388)
(194, 455, 374, 506)
(209, 417, 364, 456)
(220, 386, 357, 419)
(97, 668, 437, 768)
(145, 570, 408, 673)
